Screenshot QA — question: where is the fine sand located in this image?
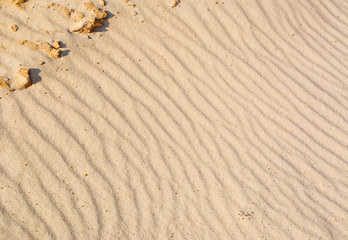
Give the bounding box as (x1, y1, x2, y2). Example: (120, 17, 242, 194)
(1, 0, 348, 239)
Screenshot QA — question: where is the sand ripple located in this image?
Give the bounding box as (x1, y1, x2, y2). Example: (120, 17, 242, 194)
(0, 0, 347, 239)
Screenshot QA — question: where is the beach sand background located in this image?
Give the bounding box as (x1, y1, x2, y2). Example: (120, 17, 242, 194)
(0, 0, 348, 239)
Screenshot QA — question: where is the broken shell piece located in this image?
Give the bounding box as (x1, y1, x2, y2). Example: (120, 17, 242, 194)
(11, 68, 32, 90)
(0, 76, 12, 91)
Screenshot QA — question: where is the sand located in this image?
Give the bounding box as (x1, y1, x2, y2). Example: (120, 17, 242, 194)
(0, 0, 348, 239)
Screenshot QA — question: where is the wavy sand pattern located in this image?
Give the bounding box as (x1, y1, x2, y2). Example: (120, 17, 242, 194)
(1, 0, 348, 239)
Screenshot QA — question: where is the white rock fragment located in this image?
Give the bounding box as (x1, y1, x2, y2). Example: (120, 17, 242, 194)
(70, 2, 107, 34)
(0, 68, 33, 91)
(70, 17, 103, 34)
(11, 68, 32, 90)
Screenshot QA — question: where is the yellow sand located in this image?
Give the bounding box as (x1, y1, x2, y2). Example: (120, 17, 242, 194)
(0, 0, 347, 239)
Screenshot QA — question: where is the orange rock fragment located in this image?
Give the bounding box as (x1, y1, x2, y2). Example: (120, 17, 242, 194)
(0, 76, 12, 91)
(172, 0, 180, 8)
(11, 25, 18, 32)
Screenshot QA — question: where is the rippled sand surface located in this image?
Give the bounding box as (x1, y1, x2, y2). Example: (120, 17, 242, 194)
(1, 0, 348, 239)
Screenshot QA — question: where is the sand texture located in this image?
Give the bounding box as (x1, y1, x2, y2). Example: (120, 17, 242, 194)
(0, 0, 348, 239)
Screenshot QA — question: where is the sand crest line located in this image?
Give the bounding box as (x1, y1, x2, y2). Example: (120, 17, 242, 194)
(0, 0, 347, 239)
